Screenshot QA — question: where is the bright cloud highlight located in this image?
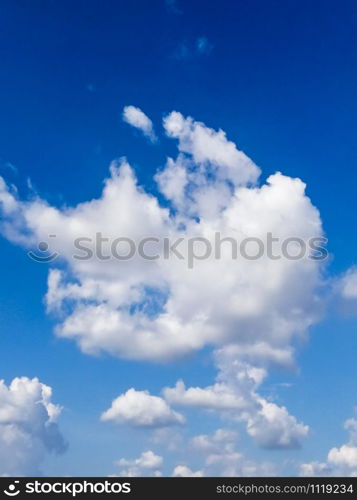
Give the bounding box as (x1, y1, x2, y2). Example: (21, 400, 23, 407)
(123, 105, 157, 142)
(101, 388, 185, 427)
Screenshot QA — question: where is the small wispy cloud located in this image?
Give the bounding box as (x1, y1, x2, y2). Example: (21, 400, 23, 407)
(173, 36, 213, 60)
(165, 0, 182, 15)
(0, 160, 18, 174)
(196, 36, 213, 55)
(122, 105, 157, 143)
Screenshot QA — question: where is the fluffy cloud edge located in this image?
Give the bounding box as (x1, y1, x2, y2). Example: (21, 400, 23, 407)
(123, 105, 157, 142)
(101, 388, 185, 428)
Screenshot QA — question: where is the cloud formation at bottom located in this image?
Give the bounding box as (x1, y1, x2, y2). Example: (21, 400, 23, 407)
(0, 377, 66, 476)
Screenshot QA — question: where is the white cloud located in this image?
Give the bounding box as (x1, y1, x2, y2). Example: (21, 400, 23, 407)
(0, 177, 18, 214)
(0, 110, 329, 451)
(0, 377, 66, 476)
(0, 111, 325, 367)
(153, 426, 275, 477)
(299, 461, 330, 477)
(101, 388, 185, 427)
(162, 111, 260, 194)
(164, 348, 308, 449)
(191, 429, 238, 454)
(300, 417, 357, 477)
(331, 267, 357, 316)
(172, 465, 204, 477)
(245, 399, 308, 449)
(154, 156, 188, 210)
(149, 427, 183, 451)
(190, 428, 275, 477)
(123, 105, 157, 142)
(163, 379, 251, 411)
(115, 450, 163, 477)
(0, 148, 323, 366)
(328, 445, 357, 469)
(340, 268, 357, 299)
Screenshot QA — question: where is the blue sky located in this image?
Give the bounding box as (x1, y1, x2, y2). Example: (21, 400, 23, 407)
(0, 0, 356, 477)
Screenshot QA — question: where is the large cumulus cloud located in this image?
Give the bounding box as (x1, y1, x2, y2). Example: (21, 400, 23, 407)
(0, 111, 324, 365)
(0, 110, 328, 451)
